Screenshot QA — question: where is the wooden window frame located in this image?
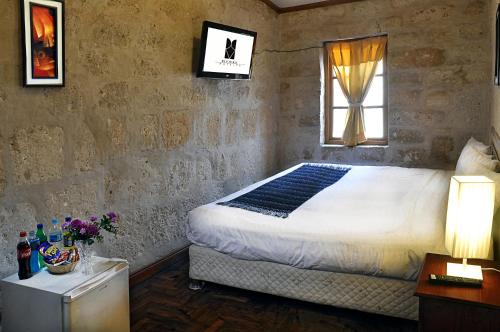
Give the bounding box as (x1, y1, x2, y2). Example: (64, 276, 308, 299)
(323, 40, 388, 146)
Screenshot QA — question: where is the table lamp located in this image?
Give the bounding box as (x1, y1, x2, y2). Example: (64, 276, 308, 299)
(445, 176, 495, 280)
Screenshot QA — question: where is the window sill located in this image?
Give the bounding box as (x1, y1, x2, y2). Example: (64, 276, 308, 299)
(321, 144, 389, 148)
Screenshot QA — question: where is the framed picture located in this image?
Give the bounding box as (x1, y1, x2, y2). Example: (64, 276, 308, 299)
(496, 4, 500, 86)
(21, 0, 64, 87)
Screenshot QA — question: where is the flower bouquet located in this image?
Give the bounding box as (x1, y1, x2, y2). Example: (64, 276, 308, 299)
(62, 212, 119, 274)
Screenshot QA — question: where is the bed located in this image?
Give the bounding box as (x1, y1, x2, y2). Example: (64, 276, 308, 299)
(187, 163, 455, 320)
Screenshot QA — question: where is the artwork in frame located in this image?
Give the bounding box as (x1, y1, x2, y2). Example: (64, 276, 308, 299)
(21, 0, 64, 87)
(496, 4, 500, 86)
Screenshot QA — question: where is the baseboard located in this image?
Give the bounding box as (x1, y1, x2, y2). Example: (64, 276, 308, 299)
(129, 245, 190, 287)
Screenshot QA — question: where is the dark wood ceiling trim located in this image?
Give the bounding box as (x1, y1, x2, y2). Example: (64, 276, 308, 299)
(260, 0, 364, 14)
(260, 0, 281, 12)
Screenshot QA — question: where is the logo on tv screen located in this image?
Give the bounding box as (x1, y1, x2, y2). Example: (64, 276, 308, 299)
(225, 38, 237, 59)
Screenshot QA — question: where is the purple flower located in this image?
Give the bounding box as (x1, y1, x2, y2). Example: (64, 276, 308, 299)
(62, 221, 71, 230)
(89, 215, 98, 222)
(86, 223, 100, 237)
(71, 219, 83, 228)
(65, 216, 72, 222)
(106, 212, 118, 223)
(80, 227, 86, 235)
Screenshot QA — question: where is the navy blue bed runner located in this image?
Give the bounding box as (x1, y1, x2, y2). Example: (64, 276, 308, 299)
(217, 164, 351, 218)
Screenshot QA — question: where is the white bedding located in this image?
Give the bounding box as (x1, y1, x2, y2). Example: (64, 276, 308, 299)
(187, 163, 452, 280)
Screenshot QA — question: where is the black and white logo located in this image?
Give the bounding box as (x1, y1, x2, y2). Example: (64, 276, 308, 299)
(203, 27, 254, 75)
(225, 39, 237, 59)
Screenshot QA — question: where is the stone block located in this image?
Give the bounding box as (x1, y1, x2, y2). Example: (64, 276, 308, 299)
(242, 110, 258, 139)
(425, 90, 450, 108)
(409, 6, 452, 24)
(206, 112, 221, 147)
(91, 15, 132, 49)
(0, 144, 4, 195)
(162, 110, 192, 150)
(10, 126, 64, 185)
(390, 88, 422, 107)
(107, 117, 127, 154)
(45, 181, 99, 219)
(299, 115, 320, 128)
(302, 148, 314, 160)
(357, 148, 386, 163)
(141, 114, 160, 151)
(392, 48, 446, 68)
(105, 158, 163, 208)
(394, 148, 427, 166)
(99, 82, 130, 111)
(224, 110, 240, 145)
(165, 158, 194, 195)
(390, 128, 425, 144)
(431, 136, 455, 163)
(73, 124, 96, 172)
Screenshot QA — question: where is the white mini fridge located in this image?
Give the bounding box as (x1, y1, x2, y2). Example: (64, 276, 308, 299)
(1, 257, 130, 332)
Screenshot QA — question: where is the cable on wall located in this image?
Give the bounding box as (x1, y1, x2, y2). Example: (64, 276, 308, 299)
(254, 45, 323, 55)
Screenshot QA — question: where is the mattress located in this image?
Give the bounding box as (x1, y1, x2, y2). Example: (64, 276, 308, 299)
(189, 245, 419, 320)
(187, 163, 453, 280)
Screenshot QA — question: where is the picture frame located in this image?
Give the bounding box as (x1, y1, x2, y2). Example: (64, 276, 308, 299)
(21, 0, 64, 87)
(496, 4, 500, 86)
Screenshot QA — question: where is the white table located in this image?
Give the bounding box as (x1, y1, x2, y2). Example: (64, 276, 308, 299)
(1, 257, 130, 332)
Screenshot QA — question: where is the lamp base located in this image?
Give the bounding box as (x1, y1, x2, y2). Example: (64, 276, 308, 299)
(447, 262, 483, 280)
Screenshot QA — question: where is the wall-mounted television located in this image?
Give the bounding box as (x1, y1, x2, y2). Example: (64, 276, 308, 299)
(197, 21, 257, 80)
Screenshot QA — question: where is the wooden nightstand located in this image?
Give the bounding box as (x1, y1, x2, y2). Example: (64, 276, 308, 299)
(415, 253, 500, 332)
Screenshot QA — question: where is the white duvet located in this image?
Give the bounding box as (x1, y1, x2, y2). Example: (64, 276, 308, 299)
(187, 164, 452, 280)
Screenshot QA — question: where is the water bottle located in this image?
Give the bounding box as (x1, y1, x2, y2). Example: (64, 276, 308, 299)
(28, 231, 40, 274)
(49, 219, 63, 250)
(36, 224, 47, 268)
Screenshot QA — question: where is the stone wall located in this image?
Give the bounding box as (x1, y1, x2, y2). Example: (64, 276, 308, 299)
(278, 0, 492, 169)
(0, 0, 279, 293)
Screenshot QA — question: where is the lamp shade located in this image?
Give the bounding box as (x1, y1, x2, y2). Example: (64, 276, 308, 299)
(445, 176, 495, 259)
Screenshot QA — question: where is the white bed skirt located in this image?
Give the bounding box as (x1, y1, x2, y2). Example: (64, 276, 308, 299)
(189, 245, 419, 321)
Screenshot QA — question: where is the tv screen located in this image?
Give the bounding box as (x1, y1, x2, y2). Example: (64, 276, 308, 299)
(197, 21, 257, 80)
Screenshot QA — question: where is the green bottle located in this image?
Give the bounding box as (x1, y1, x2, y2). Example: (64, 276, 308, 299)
(36, 224, 47, 268)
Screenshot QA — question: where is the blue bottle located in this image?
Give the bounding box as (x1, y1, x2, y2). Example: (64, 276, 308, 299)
(28, 231, 40, 274)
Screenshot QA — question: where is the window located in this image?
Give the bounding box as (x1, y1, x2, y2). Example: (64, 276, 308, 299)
(324, 40, 388, 146)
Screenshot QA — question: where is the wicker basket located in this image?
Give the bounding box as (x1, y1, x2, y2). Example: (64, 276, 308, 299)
(46, 260, 79, 274)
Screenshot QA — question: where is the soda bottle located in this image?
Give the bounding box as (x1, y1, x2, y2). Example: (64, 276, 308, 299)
(17, 232, 32, 280)
(36, 224, 47, 268)
(49, 219, 63, 250)
(28, 231, 40, 274)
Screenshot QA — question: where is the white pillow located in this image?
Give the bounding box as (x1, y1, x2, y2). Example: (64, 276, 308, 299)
(456, 139, 497, 174)
(467, 137, 490, 154)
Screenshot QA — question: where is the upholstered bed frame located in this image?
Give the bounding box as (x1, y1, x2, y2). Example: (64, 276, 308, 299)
(189, 130, 500, 321)
(189, 245, 419, 320)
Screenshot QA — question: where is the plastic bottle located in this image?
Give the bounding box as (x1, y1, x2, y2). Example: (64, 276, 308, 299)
(28, 231, 40, 274)
(17, 232, 32, 280)
(48, 219, 63, 250)
(35, 224, 47, 268)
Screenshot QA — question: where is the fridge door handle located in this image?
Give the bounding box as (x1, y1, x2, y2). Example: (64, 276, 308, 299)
(63, 262, 129, 303)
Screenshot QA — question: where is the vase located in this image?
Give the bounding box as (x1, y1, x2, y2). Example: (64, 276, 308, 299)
(77, 242, 94, 275)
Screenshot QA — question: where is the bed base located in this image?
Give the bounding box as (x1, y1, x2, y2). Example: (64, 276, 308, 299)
(189, 245, 419, 321)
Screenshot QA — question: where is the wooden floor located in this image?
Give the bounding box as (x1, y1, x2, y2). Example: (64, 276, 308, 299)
(130, 256, 418, 332)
